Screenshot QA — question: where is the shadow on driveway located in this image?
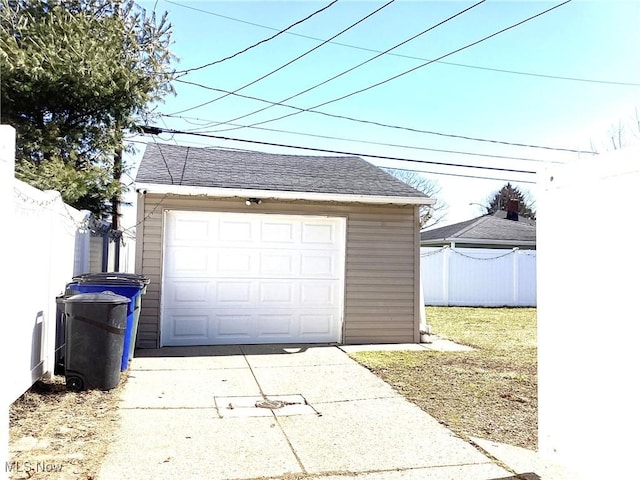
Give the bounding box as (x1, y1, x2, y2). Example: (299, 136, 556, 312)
(134, 343, 337, 358)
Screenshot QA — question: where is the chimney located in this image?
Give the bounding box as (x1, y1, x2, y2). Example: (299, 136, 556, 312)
(506, 198, 519, 221)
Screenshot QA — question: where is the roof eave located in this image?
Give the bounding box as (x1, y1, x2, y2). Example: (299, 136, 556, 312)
(421, 237, 536, 247)
(135, 182, 435, 206)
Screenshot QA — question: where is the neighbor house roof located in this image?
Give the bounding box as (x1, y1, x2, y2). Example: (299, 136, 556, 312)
(136, 144, 433, 205)
(420, 213, 536, 247)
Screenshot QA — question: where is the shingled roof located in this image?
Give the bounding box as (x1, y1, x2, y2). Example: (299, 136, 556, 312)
(421, 213, 536, 247)
(136, 144, 431, 202)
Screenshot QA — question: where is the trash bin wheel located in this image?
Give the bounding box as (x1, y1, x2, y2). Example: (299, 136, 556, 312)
(66, 375, 84, 391)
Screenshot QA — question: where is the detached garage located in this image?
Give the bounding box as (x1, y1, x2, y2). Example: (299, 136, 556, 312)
(134, 144, 433, 348)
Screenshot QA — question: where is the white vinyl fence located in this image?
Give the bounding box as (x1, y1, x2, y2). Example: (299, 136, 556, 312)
(2, 126, 91, 409)
(421, 246, 536, 307)
(9, 181, 90, 398)
(1, 125, 137, 477)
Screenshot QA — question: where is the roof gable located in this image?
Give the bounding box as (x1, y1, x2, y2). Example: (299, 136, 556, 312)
(136, 144, 429, 200)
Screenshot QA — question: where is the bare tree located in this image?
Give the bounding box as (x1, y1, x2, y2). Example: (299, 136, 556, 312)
(589, 107, 640, 152)
(385, 169, 448, 229)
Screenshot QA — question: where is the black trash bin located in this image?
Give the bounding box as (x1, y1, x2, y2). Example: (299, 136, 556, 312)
(54, 295, 68, 375)
(63, 292, 130, 391)
(69, 273, 150, 371)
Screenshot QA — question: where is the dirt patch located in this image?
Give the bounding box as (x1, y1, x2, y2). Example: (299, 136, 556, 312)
(8, 374, 126, 480)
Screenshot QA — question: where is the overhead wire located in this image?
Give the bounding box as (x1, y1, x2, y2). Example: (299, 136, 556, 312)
(194, 0, 486, 129)
(164, 0, 639, 87)
(121, 135, 173, 233)
(379, 165, 535, 184)
(139, 125, 539, 175)
(169, 0, 397, 115)
(139, 128, 537, 184)
(172, 0, 339, 76)
(208, 0, 574, 135)
(161, 113, 564, 164)
(165, 84, 594, 154)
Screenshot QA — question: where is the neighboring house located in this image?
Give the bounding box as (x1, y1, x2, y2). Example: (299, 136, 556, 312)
(134, 144, 433, 348)
(420, 209, 536, 307)
(420, 210, 536, 249)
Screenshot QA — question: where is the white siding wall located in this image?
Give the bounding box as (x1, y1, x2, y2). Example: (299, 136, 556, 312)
(421, 247, 537, 307)
(538, 147, 640, 479)
(135, 194, 420, 348)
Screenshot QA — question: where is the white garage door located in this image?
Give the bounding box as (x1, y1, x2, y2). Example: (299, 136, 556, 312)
(161, 210, 346, 346)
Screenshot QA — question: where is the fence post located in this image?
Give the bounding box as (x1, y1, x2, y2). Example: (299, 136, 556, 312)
(1, 125, 16, 480)
(442, 247, 450, 306)
(512, 248, 519, 306)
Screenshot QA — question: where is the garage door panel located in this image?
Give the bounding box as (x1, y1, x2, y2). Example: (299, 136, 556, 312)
(218, 250, 253, 274)
(168, 215, 215, 245)
(170, 280, 212, 305)
(256, 313, 293, 336)
(300, 282, 335, 305)
(302, 222, 336, 244)
(164, 280, 215, 309)
(218, 218, 253, 242)
(300, 313, 336, 336)
(259, 252, 296, 276)
(162, 211, 345, 346)
(262, 221, 296, 243)
(162, 308, 212, 343)
(259, 282, 295, 304)
(300, 253, 339, 277)
(167, 247, 217, 275)
(216, 313, 252, 337)
(217, 281, 252, 303)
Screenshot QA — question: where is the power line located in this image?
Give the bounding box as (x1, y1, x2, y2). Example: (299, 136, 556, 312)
(199, 0, 486, 129)
(122, 136, 173, 233)
(377, 165, 536, 184)
(139, 125, 538, 175)
(165, 0, 640, 87)
(172, 0, 339, 76)
(211, 0, 574, 135)
(170, 0, 397, 116)
(162, 112, 564, 164)
(139, 127, 537, 184)
(431, 61, 640, 87)
(167, 83, 595, 155)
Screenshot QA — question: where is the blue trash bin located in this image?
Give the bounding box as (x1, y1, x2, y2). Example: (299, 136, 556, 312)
(67, 277, 145, 371)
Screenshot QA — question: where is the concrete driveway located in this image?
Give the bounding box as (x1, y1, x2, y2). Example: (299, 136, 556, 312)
(98, 345, 519, 480)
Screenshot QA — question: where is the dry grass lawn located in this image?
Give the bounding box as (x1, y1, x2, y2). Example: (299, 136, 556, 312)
(352, 307, 538, 450)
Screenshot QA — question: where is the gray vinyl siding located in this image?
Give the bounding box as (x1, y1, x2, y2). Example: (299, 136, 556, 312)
(135, 194, 420, 348)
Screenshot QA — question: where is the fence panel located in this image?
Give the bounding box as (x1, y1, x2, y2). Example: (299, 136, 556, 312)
(9, 181, 89, 404)
(516, 250, 537, 306)
(421, 247, 536, 307)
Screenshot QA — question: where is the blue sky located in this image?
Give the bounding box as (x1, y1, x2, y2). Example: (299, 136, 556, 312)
(124, 0, 640, 229)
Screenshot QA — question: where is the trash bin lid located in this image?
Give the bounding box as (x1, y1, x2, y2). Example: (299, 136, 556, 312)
(72, 272, 150, 286)
(63, 291, 131, 304)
